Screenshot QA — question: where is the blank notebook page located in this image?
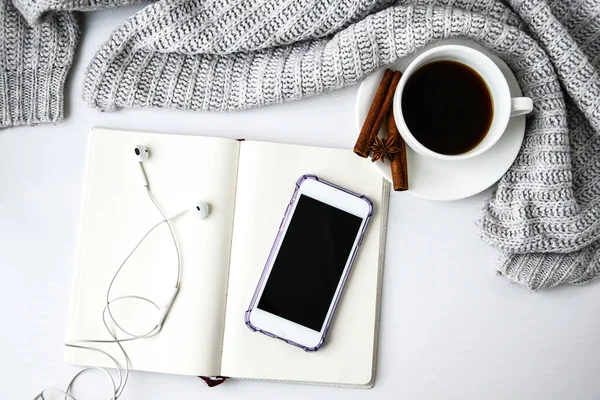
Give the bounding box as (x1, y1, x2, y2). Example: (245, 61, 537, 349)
(221, 141, 385, 386)
(66, 128, 239, 376)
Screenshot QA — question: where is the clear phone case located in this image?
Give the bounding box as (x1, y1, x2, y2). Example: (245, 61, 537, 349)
(245, 174, 373, 352)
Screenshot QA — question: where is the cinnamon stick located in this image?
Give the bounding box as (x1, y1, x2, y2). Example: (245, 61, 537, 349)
(354, 69, 394, 157)
(366, 70, 401, 152)
(388, 106, 408, 191)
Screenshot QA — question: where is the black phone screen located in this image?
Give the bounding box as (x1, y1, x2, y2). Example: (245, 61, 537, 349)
(257, 194, 363, 332)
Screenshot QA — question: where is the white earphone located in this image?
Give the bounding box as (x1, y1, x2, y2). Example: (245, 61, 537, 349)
(36, 145, 209, 400)
(134, 144, 149, 161)
(134, 144, 209, 220)
(134, 144, 150, 187)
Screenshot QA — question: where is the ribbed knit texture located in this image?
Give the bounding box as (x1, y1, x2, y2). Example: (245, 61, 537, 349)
(11, 0, 146, 26)
(479, 0, 600, 290)
(0, 0, 145, 126)
(0, 0, 77, 128)
(4, 0, 600, 290)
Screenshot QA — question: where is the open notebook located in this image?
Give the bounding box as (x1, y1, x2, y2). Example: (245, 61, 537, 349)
(66, 127, 389, 388)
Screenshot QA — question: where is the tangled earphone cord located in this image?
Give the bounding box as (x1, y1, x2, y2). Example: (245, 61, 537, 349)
(35, 188, 181, 400)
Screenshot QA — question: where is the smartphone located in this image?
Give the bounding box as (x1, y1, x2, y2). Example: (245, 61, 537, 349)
(245, 174, 373, 352)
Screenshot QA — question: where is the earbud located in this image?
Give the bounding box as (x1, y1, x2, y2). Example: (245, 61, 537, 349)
(134, 145, 149, 162)
(193, 201, 210, 219)
(134, 145, 149, 187)
(164, 202, 210, 222)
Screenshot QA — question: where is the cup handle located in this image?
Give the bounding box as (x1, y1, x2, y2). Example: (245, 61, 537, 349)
(510, 97, 533, 116)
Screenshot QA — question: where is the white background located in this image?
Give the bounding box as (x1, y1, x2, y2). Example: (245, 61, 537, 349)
(2, 6, 600, 400)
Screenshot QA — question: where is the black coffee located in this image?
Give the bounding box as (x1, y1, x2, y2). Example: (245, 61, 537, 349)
(401, 60, 493, 155)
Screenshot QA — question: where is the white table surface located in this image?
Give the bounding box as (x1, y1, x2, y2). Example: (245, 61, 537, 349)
(2, 6, 600, 400)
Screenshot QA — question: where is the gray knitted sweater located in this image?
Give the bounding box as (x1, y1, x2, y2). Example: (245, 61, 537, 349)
(2, 0, 599, 291)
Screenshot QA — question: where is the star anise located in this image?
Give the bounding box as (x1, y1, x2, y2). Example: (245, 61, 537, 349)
(368, 136, 401, 163)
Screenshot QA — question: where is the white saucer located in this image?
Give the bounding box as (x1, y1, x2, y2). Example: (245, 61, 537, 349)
(355, 38, 525, 201)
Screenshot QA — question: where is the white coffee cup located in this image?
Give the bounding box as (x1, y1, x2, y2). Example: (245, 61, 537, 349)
(393, 45, 533, 161)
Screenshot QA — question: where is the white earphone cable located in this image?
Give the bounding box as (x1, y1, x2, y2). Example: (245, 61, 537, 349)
(145, 187, 182, 286)
(35, 178, 182, 400)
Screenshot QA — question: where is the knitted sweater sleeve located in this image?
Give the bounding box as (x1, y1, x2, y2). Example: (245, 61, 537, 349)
(0, 0, 77, 128)
(11, 0, 147, 26)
